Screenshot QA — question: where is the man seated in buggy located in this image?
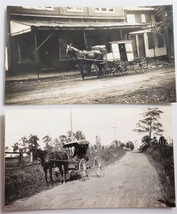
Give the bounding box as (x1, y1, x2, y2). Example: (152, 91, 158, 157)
(63, 140, 90, 163)
(71, 141, 90, 161)
(73, 144, 86, 159)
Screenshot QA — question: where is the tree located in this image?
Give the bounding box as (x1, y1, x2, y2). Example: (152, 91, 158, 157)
(133, 108, 164, 138)
(5, 146, 10, 152)
(58, 135, 67, 149)
(42, 135, 53, 150)
(53, 138, 60, 150)
(42, 135, 53, 151)
(120, 142, 125, 148)
(125, 141, 134, 150)
(28, 135, 40, 150)
(19, 136, 28, 152)
(12, 142, 19, 152)
(96, 136, 101, 150)
(153, 5, 174, 62)
(75, 130, 86, 140)
(66, 130, 75, 142)
(113, 140, 120, 148)
(65, 130, 86, 142)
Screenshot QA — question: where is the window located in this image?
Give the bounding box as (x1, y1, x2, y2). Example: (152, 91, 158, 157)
(141, 14, 146, 23)
(67, 7, 83, 12)
(127, 13, 151, 23)
(17, 33, 36, 63)
(22, 7, 54, 10)
(135, 14, 141, 23)
(127, 14, 136, 24)
(145, 14, 152, 23)
(147, 32, 155, 49)
(157, 34, 164, 48)
(94, 7, 115, 13)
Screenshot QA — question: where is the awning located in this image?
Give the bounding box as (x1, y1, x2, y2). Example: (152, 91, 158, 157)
(10, 20, 149, 34)
(10, 21, 31, 36)
(129, 28, 152, 35)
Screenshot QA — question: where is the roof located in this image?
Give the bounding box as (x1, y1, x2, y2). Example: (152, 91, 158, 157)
(129, 28, 151, 35)
(108, 40, 133, 44)
(10, 20, 149, 36)
(63, 140, 90, 148)
(124, 7, 154, 11)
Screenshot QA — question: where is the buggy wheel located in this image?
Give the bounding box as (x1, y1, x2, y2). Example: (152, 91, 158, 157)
(90, 63, 99, 76)
(79, 158, 87, 180)
(93, 156, 105, 177)
(113, 61, 127, 76)
(133, 58, 148, 74)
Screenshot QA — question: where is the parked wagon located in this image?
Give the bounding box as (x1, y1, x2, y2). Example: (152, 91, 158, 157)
(91, 40, 149, 76)
(63, 140, 105, 179)
(66, 41, 148, 80)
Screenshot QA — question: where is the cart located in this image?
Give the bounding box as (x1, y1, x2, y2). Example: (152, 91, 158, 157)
(63, 140, 105, 180)
(91, 40, 149, 76)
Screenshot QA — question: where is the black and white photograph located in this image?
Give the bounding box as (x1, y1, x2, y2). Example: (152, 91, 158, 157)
(5, 5, 176, 104)
(4, 107, 175, 210)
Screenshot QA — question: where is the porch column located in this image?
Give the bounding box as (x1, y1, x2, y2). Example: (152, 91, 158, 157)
(6, 15, 11, 73)
(34, 31, 40, 78)
(34, 31, 39, 61)
(83, 30, 88, 49)
(17, 42, 21, 63)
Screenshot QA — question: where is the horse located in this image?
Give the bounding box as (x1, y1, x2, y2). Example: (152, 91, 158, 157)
(31, 148, 68, 185)
(66, 44, 105, 80)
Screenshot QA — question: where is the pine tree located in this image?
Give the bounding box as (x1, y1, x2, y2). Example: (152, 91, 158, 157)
(133, 108, 164, 138)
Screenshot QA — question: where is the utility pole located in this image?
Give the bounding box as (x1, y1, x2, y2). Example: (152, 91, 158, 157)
(112, 127, 117, 141)
(70, 109, 74, 141)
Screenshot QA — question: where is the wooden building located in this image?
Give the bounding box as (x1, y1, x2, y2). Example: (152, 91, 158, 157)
(6, 6, 158, 74)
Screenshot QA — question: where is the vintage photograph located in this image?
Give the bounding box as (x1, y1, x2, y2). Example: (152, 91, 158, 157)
(5, 5, 176, 104)
(4, 107, 175, 210)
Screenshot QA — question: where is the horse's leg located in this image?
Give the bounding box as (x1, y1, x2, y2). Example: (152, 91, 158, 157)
(49, 166, 54, 185)
(59, 165, 63, 183)
(79, 63, 84, 80)
(87, 63, 92, 76)
(64, 164, 68, 183)
(97, 64, 102, 78)
(99, 64, 104, 78)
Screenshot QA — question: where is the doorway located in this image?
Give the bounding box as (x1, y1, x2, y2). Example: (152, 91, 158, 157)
(118, 44, 127, 61)
(138, 34, 146, 57)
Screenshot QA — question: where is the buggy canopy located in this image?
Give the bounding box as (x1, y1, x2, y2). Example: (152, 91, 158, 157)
(63, 140, 90, 148)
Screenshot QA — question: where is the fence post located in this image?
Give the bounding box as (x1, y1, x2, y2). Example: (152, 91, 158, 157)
(30, 152, 33, 163)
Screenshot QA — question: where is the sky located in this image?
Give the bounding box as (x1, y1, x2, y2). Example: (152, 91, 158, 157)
(5, 106, 173, 150)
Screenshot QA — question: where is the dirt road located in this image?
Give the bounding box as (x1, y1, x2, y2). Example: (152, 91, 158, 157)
(5, 152, 165, 211)
(5, 66, 176, 104)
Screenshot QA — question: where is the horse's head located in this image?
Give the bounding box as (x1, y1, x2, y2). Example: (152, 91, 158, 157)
(66, 44, 78, 58)
(30, 148, 47, 162)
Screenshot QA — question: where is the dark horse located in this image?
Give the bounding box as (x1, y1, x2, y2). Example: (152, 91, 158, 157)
(66, 44, 105, 80)
(32, 149, 68, 185)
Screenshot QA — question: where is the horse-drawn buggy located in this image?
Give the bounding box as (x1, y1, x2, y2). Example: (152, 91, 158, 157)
(66, 40, 148, 80)
(63, 140, 105, 179)
(32, 140, 105, 185)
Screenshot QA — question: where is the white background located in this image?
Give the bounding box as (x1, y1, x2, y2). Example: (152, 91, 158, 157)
(0, 0, 177, 214)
